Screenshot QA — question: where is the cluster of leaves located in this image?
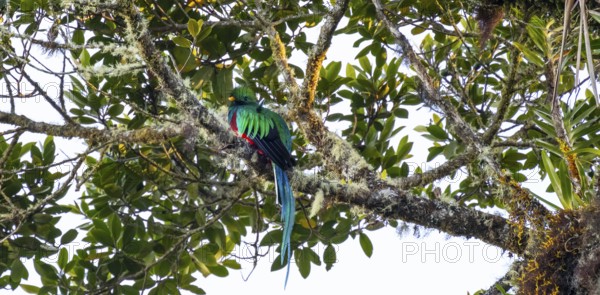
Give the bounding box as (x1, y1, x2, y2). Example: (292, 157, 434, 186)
(1, 0, 380, 294)
(5, 0, 600, 294)
(0, 135, 70, 292)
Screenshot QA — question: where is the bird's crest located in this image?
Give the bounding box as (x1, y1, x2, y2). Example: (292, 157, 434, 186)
(229, 86, 257, 103)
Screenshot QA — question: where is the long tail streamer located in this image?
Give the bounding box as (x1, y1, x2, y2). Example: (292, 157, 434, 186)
(274, 164, 294, 288)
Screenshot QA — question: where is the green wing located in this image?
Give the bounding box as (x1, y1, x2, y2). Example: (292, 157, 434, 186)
(235, 106, 275, 139)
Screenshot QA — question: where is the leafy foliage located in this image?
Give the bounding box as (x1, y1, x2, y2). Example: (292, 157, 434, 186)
(3, 0, 600, 294)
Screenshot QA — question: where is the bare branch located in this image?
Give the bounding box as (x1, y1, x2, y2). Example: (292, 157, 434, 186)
(20, 71, 74, 124)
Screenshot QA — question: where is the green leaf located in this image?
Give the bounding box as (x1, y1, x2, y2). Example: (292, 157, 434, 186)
(57, 247, 68, 270)
(188, 19, 200, 37)
(359, 233, 373, 258)
(260, 230, 282, 247)
(295, 248, 311, 278)
(323, 244, 337, 271)
(590, 10, 600, 23)
(196, 25, 213, 42)
(33, 213, 53, 224)
(270, 254, 285, 272)
(11, 259, 28, 281)
(107, 104, 125, 117)
(190, 66, 213, 89)
(110, 214, 123, 243)
(20, 284, 40, 294)
(513, 42, 544, 67)
(33, 260, 58, 281)
(21, 0, 34, 11)
(72, 29, 84, 45)
(411, 26, 426, 35)
(427, 125, 448, 140)
(541, 151, 567, 209)
(66, 91, 87, 107)
(212, 67, 233, 102)
(571, 147, 600, 157)
(207, 265, 229, 277)
(60, 229, 78, 244)
(393, 108, 408, 118)
(90, 223, 114, 247)
(77, 116, 96, 125)
(346, 63, 356, 79)
(355, 44, 373, 59)
(182, 285, 206, 295)
(558, 161, 575, 208)
(222, 259, 241, 269)
(526, 17, 549, 56)
(173, 36, 192, 48)
(427, 146, 444, 161)
(43, 136, 55, 165)
(358, 56, 372, 74)
(325, 61, 342, 81)
(79, 49, 90, 66)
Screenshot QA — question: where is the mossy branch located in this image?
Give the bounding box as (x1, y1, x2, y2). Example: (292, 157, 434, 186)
(112, 0, 530, 255)
(294, 171, 527, 254)
(0, 110, 187, 145)
(255, 6, 370, 177)
(482, 37, 523, 144)
(372, 0, 551, 222)
(395, 148, 478, 190)
(299, 0, 349, 110)
(545, 61, 582, 197)
(117, 0, 232, 144)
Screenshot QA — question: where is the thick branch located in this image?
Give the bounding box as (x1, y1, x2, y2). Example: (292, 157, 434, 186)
(118, 1, 232, 144)
(295, 173, 527, 254)
(0, 111, 185, 144)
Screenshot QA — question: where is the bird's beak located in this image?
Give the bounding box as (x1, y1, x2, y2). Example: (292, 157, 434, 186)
(228, 96, 235, 102)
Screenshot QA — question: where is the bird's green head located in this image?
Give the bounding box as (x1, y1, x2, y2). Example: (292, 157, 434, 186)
(229, 86, 257, 105)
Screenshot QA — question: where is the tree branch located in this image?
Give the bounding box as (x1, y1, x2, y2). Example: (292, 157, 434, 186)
(545, 60, 582, 197)
(395, 148, 477, 190)
(115, 0, 530, 255)
(0, 110, 186, 144)
(371, 0, 551, 222)
(294, 172, 527, 254)
(299, 0, 349, 109)
(118, 1, 232, 144)
(253, 4, 371, 177)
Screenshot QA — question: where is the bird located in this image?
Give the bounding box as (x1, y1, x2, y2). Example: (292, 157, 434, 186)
(227, 86, 295, 287)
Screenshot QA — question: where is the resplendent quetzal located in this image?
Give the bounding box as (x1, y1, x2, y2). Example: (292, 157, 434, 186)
(228, 86, 295, 287)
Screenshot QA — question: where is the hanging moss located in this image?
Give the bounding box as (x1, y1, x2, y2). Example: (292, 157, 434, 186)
(518, 210, 582, 295)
